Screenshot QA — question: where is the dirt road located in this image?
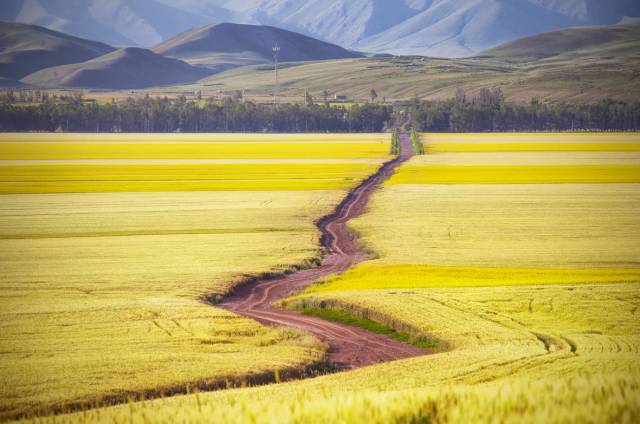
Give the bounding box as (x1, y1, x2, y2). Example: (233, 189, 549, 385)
(220, 133, 425, 369)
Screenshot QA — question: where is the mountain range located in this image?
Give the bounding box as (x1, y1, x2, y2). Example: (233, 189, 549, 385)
(2, 0, 640, 57)
(153, 23, 361, 70)
(0, 21, 113, 82)
(0, 21, 362, 89)
(193, 21, 639, 103)
(22, 47, 215, 89)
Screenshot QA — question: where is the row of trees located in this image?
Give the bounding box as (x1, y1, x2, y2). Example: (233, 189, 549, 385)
(0, 96, 392, 133)
(390, 129, 401, 155)
(1, 89, 639, 133)
(411, 129, 425, 155)
(410, 89, 640, 132)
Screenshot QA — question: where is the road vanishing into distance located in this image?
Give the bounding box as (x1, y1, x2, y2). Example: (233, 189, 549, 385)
(221, 133, 428, 369)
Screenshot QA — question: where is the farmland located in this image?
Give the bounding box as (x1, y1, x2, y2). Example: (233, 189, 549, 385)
(0, 133, 390, 420)
(26, 131, 640, 423)
(48, 283, 637, 423)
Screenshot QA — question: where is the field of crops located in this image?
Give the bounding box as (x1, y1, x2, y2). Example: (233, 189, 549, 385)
(5, 132, 640, 423)
(421, 133, 640, 152)
(52, 283, 636, 423)
(0, 133, 390, 420)
(29, 132, 640, 423)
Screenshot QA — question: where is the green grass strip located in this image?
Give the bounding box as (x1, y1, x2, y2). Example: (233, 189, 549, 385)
(300, 307, 435, 349)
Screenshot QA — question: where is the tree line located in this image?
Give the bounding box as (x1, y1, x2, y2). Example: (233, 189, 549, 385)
(1, 89, 639, 133)
(0, 94, 391, 133)
(409, 89, 640, 132)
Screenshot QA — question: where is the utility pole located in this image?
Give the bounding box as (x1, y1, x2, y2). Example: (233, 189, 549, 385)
(272, 44, 281, 108)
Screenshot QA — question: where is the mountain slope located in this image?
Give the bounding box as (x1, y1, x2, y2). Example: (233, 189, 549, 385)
(0, 0, 215, 46)
(354, 0, 576, 57)
(4, 0, 640, 57)
(157, 0, 640, 57)
(0, 21, 114, 80)
(22, 47, 214, 89)
(152, 23, 362, 69)
(176, 22, 639, 104)
(480, 21, 640, 60)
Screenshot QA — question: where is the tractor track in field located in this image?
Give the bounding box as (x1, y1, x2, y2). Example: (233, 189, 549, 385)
(220, 132, 428, 369)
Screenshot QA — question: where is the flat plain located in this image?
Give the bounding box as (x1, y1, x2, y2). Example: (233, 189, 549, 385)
(31, 132, 640, 424)
(6, 132, 640, 423)
(0, 133, 390, 420)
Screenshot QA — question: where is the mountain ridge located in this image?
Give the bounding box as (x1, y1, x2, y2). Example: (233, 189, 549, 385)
(178, 21, 640, 104)
(3, 0, 638, 57)
(22, 47, 215, 89)
(152, 22, 362, 69)
(0, 21, 115, 79)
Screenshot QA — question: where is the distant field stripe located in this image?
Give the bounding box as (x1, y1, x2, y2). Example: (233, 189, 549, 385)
(0, 158, 385, 165)
(407, 152, 640, 166)
(420, 133, 640, 144)
(0, 133, 389, 143)
(0, 179, 360, 194)
(0, 140, 385, 146)
(387, 165, 640, 184)
(0, 143, 391, 160)
(0, 227, 307, 240)
(306, 264, 640, 292)
(425, 143, 640, 153)
(0, 164, 378, 182)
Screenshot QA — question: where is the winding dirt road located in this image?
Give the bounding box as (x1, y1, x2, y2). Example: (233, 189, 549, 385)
(220, 132, 424, 370)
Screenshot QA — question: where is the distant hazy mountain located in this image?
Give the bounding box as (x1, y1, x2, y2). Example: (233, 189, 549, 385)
(4, 0, 640, 57)
(153, 23, 362, 70)
(0, 0, 215, 46)
(0, 21, 114, 79)
(22, 47, 214, 89)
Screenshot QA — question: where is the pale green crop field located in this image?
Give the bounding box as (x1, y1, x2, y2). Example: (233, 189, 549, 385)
(0, 133, 390, 420)
(38, 132, 640, 424)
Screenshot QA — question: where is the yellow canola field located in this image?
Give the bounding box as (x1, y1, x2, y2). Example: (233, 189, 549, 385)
(421, 132, 640, 143)
(409, 151, 640, 165)
(421, 132, 640, 153)
(272, 133, 639, 422)
(0, 133, 389, 143)
(305, 263, 640, 292)
(0, 163, 379, 194)
(387, 164, 640, 184)
(12, 132, 640, 423)
(426, 142, 640, 152)
(0, 133, 390, 420)
(0, 142, 390, 160)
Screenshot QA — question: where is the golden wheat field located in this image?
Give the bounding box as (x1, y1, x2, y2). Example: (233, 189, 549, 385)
(0, 133, 390, 420)
(26, 281, 640, 423)
(6, 132, 640, 423)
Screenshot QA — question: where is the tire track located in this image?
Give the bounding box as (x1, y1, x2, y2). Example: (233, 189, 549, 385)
(220, 132, 427, 370)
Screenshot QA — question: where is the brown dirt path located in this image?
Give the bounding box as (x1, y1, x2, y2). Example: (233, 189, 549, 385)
(220, 133, 427, 369)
